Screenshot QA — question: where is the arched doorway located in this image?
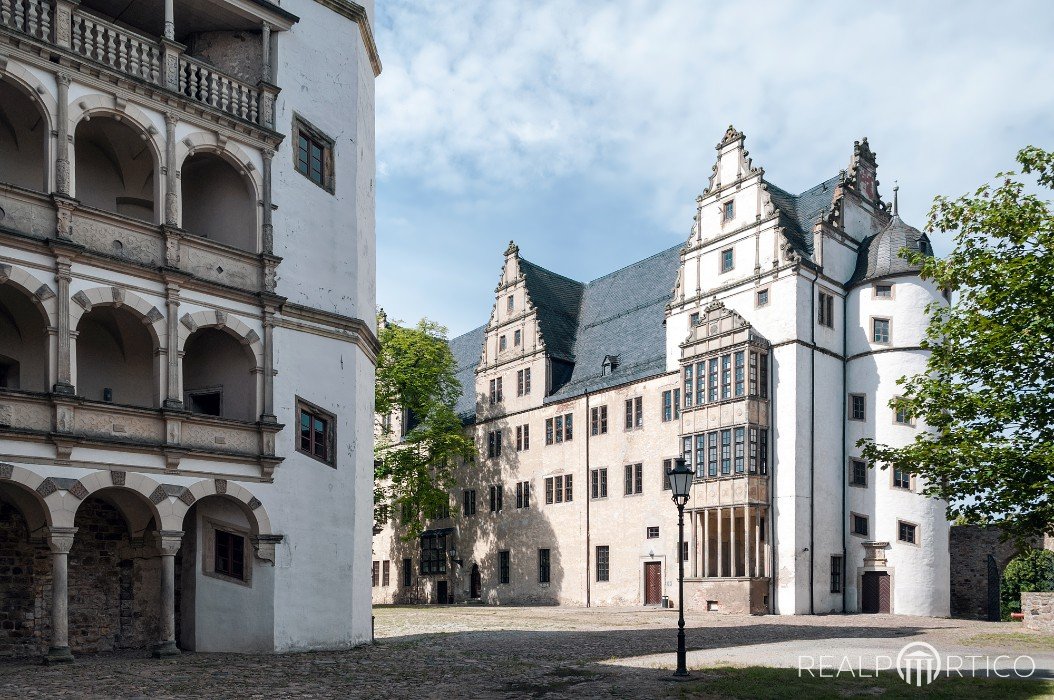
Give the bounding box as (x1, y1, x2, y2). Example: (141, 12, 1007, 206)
(0, 481, 51, 658)
(0, 282, 49, 391)
(180, 152, 257, 251)
(178, 494, 273, 652)
(69, 488, 161, 652)
(470, 563, 481, 600)
(74, 116, 156, 221)
(75, 305, 158, 407)
(182, 328, 257, 420)
(0, 77, 48, 192)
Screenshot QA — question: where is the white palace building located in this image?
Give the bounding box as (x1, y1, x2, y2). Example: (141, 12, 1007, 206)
(373, 127, 951, 618)
(0, 0, 378, 658)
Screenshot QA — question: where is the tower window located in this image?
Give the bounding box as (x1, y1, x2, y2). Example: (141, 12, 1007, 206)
(720, 248, 734, 273)
(723, 200, 735, 221)
(293, 115, 335, 193)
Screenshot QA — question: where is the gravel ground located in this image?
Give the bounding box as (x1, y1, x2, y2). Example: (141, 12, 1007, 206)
(0, 605, 1050, 699)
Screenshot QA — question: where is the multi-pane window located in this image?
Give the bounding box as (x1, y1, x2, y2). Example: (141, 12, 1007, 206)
(402, 558, 412, 587)
(624, 396, 643, 430)
(624, 463, 643, 495)
(382, 560, 390, 586)
(515, 424, 530, 451)
(734, 351, 745, 397)
(898, 520, 918, 544)
(682, 541, 689, 562)
(683, 436, 693, 474)
(683, 365, 693, 408)
(708, 432, 718, 477)
(517, 368, 531, 396)
(463, 489, 477, 516)
(662, 458, 673, 490)
(489, 484, 503, 512)
(427, 500, 450, 520)
(487, 430, 502, 459)
(721, 355, 732, 400)
(874, 283, 893, 299)
(591, 468, 608, 499)
(297, 399, 335, 466)
(538, 549, 551, 583)
(759, 355, 768, 399)
(830, 556, 843, 593)
(734, 427, 745, 473)
(756, 289, 769, 307)
(850, 394, 866, 421)
(662, 389, 681, 422)
(499, 335, 507, 351)
(690, 312, 700, 326)
(372, 561, 380, 587)
(723, 200, 735, 221)
(893, 468, 914, 490)
(646, 526, 660, 539)
(215, 529, 245, 580)
(759, 429, 768, 475)
(707, 358, 718, 402)
(596, 545, 610, 582)
(720, 429, 732, 475)
(849, 458, 868, 487)
(894, 398, 913, 426)
(420, 533, 447, 574)
(515, 481, 531, 509)
(872, 318, 890, 343)
(499, 550, 510, 584)
(720, 248, 734, 272)
(544, 475, 572, 504)
(591, 405, 608, 435)
(507, 295, 515, 312)
(545, 413, 573, 444)
(851, 513, 869, 537)
(293, 116, 333, 191)
(514, 329, 521, 346)
(749, 428, 758, 474)
(489, 377, 503, 404)
(818, 290, 835, 328)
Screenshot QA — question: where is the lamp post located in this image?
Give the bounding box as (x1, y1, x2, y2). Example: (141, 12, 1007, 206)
(667, 457, 693, 678)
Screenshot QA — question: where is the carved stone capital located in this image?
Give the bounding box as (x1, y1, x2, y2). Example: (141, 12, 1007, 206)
(46, 527, 78, 554)
(156, 530, 184, 555)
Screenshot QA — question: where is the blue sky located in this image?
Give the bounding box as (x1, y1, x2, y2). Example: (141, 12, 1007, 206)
(373, 1, 1054, 337)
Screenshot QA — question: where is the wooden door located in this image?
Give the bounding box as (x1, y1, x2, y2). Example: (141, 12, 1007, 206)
(436, 580, 448, 605)
(470, 564, 481, 599)
(862, 572, 891, 613)
(644, 562, 662, 605)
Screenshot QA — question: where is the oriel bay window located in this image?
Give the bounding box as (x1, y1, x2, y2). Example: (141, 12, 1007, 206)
(686, 427, 768, 480)
(682, 350, 769, 408)
(420, 532, 447, 574)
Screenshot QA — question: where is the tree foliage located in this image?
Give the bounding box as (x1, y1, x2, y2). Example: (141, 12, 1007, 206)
(374, 317, 474, 539)
(858, 147, 1054, 543)
(1001, 549, 1054, 618)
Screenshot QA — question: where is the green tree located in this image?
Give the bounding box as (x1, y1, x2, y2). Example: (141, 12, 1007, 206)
(859, 147, 1054, 543)
(1001, 549, 1054, 618)
(374, 317, 474, 539)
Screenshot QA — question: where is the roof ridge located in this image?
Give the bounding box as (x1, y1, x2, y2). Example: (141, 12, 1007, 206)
(518, 257, 585, 288)
(583, 243, 683, 286)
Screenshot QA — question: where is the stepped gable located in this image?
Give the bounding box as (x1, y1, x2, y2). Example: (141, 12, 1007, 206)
(517, 258, 585, 362)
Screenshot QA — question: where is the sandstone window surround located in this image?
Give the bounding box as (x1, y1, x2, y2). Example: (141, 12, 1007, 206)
(515, 424, 529, 451)
(646, 526, 660, 539)
(624, 463, 642, 496)
(755, 288, 770, 307)
(893, 396, 914, 426)
(545, 413, 572, 444)
(831, 555, 844, 593)
(402, 558, 412, 587)
(817, 289, 836, 329)
(382, 560, 390, 586)
(872, 317, 892, 344)
(892, 468, 915, 491)
(489, 484, 503, 512)
(596, 545, 610, 582)
(661, 389, 680, 422)
(624, 396, 643, 430)
(202, 517, 252, 587)
(420, 533, 447, 575)
(851, 512, 870, 538)
(849, 393, 866, 421)
(371, 560, 380, 587)
(514, 481, 530, 509)
(489, 377, 503, 404)
(544, 475, 572, 504)
(873, 283, 894, 299)
(590, 405, 608, 435)
(498, 550, 510, 584)
(590, 468, 608, 499)
(517, 368, 531, 396)
(296, 396, 336, 467)
(487, 429, 502, 459)
(898, 520, 919, 545)
(292, 114, 335, 193)
(849, 458, 868, 487)
(538, 548, 551, 584)
(462, 489, 477, 516)
(720, 247, 734, 273)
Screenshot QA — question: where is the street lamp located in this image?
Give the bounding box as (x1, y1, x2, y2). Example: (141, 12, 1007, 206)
(667, 457, 693, 678)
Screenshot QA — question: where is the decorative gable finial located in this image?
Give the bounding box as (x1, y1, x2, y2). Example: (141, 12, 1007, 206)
(717, 124, 744, 148)
(504, 240, 519, 258)
(892, 181, 899, 216)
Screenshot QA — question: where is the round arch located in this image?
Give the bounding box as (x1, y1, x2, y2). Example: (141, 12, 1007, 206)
(177, 309, 262, 367)
(0, 68, 56, 192)
(174, 132, 262, 200)
(181, 479, 272, 537)
(0, 463, 55, 532)
(69, 286, 165, 349)
(176, 132, 261, 252)
(68, 469, 181, 532)
(0, 262, 57, 328)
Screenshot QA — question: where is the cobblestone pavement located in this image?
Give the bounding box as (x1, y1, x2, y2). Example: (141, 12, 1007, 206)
(0, 606, 1050, 699)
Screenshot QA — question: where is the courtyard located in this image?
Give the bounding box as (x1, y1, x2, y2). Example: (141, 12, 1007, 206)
(1, 606, 1053, 698)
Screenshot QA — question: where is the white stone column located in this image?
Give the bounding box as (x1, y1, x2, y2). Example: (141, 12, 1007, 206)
(755, 507, 762, 578)
(744, 504, 752, 580)
(55, 73, 71, 196)
(716, 507, 723, 578)
(53, 257, 75, 395)
(703, 509, 710, 578)
(164, 113, 178, 226)
(689, 510, 698, 578)
(730, 506, 737, 577)
(163, 0, 174, 40)
(261, 22, 273, 83)
(153, 531, 183, 658)
(44, 527, 77, 664)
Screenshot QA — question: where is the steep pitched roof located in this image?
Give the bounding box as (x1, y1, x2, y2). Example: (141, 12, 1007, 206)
(849, 214, 932, 286)
(763, 175, 840, 257)
(518, 258, 585, 362)
(449, 324, 485, 421)
(547, 244, 682, 401)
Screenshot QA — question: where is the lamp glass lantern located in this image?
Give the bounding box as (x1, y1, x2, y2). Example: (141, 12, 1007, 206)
(667, 458, 693, 505)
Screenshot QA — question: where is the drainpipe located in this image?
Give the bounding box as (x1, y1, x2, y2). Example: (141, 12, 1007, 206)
(809, 275, 816, 615)
(585, 391, 591, 607)
(841, 289, 849, 614)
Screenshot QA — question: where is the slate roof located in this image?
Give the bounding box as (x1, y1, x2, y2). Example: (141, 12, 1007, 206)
(763, 175, 841, 257)
(449, 324, 485, 421)
(518, 259, 585, 362)
(849, 214, 932, 286)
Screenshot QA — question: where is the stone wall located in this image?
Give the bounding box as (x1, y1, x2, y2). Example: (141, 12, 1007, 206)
(1022, 592, 1054, 633)
(0, 502, 50, 658)
(949, 525, 1051, 619)
(185, 31, 263, 85)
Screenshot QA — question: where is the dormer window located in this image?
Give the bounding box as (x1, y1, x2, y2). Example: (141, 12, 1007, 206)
(723, 200, 735, 222)
(602, 355, 619, 376)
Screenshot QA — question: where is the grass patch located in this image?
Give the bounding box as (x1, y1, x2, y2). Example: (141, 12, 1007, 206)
(964, 632, 1054, 653)
(672, 666, 1053, 699)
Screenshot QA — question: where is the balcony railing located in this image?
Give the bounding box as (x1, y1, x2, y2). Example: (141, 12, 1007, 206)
(1, 0, 273, 128)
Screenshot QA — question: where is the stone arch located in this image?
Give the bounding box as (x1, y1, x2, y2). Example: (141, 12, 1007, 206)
(180, 479, 272, 537)
(69, 285, 165, 349)
(177, 309, 262, 366)
(174, 132, 262, 200)
(0, 463, 55, 531)
(68, 94, 163, 223)
(67, 469, 184, 532)
(0, 64, 56, 192)
(0, 262, 57, 329)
